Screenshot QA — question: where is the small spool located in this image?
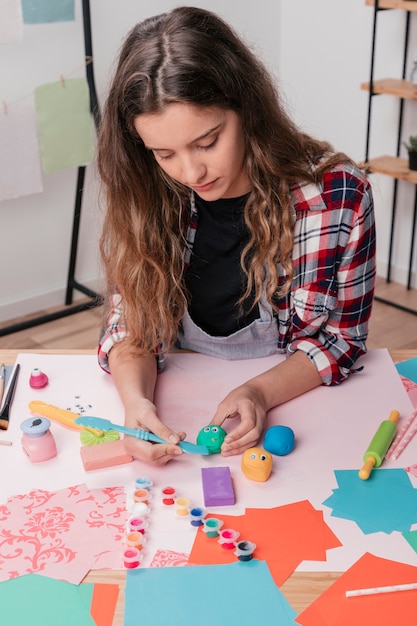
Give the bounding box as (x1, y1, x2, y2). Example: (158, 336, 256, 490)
(123, 547, 140, 569)
(130, 502, 150, 517)
(128, 516, 147, 534)
(133, 488, 151, 504)
(189, 507, 205, 527)
(202, 517, 223, 538)
(161, 486, 176, 505)
(175, 496, 190, 517)
(218, 528, 240, 550)
(126, 531, 144, 551)
(234, 540, 256, 561)
(29, 368, 49, 389)
(135, 476, 153, 491)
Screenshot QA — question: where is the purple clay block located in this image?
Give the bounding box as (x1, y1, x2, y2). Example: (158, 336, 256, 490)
(201, 466, 235, 507)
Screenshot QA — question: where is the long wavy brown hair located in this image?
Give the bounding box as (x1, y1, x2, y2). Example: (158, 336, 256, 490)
(97, 6, 352, 354)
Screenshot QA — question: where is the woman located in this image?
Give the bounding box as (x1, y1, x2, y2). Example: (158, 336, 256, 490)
(97, 6, 376, 465)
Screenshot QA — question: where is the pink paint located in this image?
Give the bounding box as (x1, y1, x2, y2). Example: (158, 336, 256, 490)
(124, 548, 140, 569)
(218, 528, 240, 549)
(29, 368, 49, 389)
(128, 517, 146, 534)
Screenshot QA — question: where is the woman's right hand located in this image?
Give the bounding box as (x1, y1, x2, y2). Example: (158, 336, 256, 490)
(123, 398, 185, 465)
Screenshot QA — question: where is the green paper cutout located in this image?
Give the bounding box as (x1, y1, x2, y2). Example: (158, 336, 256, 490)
(34, 78, 94, 173)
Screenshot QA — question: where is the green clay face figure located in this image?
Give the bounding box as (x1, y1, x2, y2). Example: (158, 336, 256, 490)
(196, 425, 227, 454)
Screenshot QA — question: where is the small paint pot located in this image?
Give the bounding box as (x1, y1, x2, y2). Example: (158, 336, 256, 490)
(123, 547, 140, 569)
(202, 517, 223, 538)
(189, 507, 205, 527)
(130, 502, 150, 517)
(29, 368, 49, 389)
(175, 496, 190, 517)
(135, 476, 153, 491)
(133, 488, 151, 504)
(218, 528, 240, 550)
(126, 531, 144, 551)
(234, 540, 256, 561)
(161, 486, 176, 505)
(128, 516, 147, 534)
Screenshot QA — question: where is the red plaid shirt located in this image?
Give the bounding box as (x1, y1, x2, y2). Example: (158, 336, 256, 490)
(98, 162, 376, 385)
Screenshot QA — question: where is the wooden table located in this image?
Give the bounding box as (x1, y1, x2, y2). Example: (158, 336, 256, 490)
(1, 348, 413, 624)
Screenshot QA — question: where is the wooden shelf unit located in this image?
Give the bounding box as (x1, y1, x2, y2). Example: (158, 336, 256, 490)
(364, 0, 417, 303)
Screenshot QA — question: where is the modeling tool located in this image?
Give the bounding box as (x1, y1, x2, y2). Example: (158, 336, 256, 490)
(74, 415, 210, 455)
(28, 400, 102, 435)
(359, 410, 400, 480)
(0, 364, 20, 430)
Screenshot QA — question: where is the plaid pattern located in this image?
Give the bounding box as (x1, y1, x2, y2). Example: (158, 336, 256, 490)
(98, 162, 375, 385)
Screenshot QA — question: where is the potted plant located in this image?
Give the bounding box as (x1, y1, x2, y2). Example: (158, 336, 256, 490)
(403, 135, 417, 171)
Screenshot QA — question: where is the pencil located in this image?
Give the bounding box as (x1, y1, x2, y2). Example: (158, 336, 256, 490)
(346, 581, 417, 598)
(0, 364, 5, 407)
(0, 363, 20, 431)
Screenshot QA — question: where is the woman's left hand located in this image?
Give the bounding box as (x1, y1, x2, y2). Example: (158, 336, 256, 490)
(210, 382, 268, 456)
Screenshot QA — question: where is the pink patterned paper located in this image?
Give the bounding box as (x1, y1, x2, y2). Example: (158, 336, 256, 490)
(401, 375, 417, 409)
(148, 549, 189, 567)
(0, 484, 128, 583)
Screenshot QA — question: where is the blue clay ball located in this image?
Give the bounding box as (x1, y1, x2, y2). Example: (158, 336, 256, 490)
(263, 425, 295, 456)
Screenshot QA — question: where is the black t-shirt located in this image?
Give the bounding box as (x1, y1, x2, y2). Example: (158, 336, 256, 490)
(185, 193, 259, 336)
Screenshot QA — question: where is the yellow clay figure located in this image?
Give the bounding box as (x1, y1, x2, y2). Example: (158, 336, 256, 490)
(241, 447, 273, 482)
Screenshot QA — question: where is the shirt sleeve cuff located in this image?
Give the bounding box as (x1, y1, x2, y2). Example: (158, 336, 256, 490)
(287, 338, 355, 386)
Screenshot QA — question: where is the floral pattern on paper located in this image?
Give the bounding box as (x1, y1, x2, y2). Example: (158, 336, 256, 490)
(148, 549, 189, 567)
(0, 484, 128, 583)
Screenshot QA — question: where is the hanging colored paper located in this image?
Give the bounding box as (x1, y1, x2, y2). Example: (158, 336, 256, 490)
(0, 0, 23, 44)
(34, 77, 95, 174)
(22, 0, 75, 24)
(0, 95, 43, 202)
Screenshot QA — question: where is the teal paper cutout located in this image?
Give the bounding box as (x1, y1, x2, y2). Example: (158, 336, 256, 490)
(323, 469, 417, 534)
(396, 356, 417, 384)
(0, 574, 95, 626)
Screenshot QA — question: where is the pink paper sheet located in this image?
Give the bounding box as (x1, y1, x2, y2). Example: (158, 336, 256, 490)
(0, 484, 127, 583)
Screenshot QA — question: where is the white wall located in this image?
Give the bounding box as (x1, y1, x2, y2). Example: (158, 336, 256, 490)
(0, 0, 415, 325)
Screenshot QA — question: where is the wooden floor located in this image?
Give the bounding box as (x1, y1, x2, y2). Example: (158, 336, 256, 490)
(0, 277, 417, 351)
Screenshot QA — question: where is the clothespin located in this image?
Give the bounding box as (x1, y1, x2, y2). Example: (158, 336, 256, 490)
(2, 100, 7, 115)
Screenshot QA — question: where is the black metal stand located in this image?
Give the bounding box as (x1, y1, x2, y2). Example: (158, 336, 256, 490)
(0, 0, 103, 337)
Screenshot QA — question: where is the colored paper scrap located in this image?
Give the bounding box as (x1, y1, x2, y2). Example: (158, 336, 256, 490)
(0, 574, 96, 626)
(90, 582, 120, 626)
(0, 0, 23, 43)
(188, 500, 342, 587)
(402, 529, 417, 555)
(396, 356, 417, 384)
(0, 96, 43, 202)
(22, 0, 75, 24)
(34, 78, 94, 173)
(296, 552, 417, 626)
(322, 469, 417, 535)
(0, 484, 127, 583)
(125, 560, 298, 626)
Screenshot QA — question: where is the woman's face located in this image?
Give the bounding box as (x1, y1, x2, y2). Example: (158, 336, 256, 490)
(134, 103, 251, 199)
